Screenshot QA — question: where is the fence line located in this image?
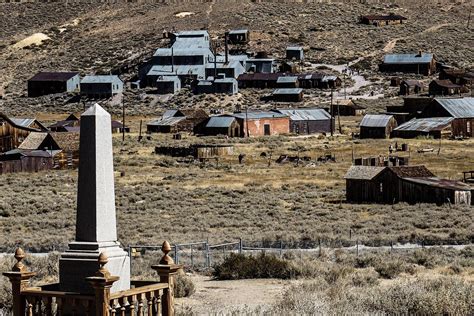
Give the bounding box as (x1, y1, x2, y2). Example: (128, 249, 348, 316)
(128, 238, 473, 271)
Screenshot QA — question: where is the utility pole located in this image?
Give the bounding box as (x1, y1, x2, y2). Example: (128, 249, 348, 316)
(122, 100, 125, 143)
(245, 106, 250, 137)
(330, 89, 334, 136)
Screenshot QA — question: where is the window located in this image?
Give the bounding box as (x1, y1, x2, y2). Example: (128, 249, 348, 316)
(467, 122, 471, 134)
(379, 183, 383, 193)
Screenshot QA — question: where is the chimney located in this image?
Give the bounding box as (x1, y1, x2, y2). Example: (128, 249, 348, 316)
(224, 32, 229, 64)
(416, 50, 423, 57)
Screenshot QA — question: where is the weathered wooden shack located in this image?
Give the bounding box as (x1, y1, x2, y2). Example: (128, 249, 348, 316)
(228, 29, 250, 44)
(0, 113, 46, 153)
(272, 108, 333, 134)
(420, 98, 474, 137)
(379, 53, 436, 76)
(345, 165, 471, 205)
(155, 144, 234, 159)
(359, 114, 397, 139)
(202, 116, 241, 137)
(147, 109, 209, 134)
(277, 76, 299, 88)
(273, 88, 304, 102)
(399, 80, 424, 96)
(439, 68, 474, 87)
(0, 149, 54, 175)
(28, 72, 80, 97)
(359, 14, 407, 26)
(333, 100, 366, 116)
(391, 117, 454, 139)
(429, 80, 461, 96)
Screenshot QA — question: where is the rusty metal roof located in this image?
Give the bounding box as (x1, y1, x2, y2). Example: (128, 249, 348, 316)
(404, 177, 471, 191)
(434, 97, 474, 118)
(393, 117, 453, 132)
(360, 114, 394, 128)
(388, 166, 435, 178)
(430, 80, 461, 88)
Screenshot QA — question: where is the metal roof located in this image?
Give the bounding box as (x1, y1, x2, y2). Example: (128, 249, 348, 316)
(383, 53, 434, 64)
(157, 75, 180, 83)
(229, 29, 248, 34)
(230, 112, 288, 120)
(360, 114, 394, 128)
(214, 78, 237, 84)
(247, 58, 274, 62)
(10, 118, 36, 128)
(434, 98, 474, 118)
(148, 65, 205, 78)
(174, 30, 209, 37)
(81, 75, 122, 84)
(344, 166, 385, 180)
(393, 117, 453, 132)
(2, 149, 58, 158)
(273, 88, 303, 95)
(431, 80, 461, 88)
(29, 72, 79, 82)
(205, 60, 244, 69)
(147, 116, 186, 127)
(274, 109, 330, 121)
(404, 177, 472, 191)
(401, 80, 423, 87)
(287, 46, 303, 51)
(153, 47, 211, 56)
(277, 76, 298, 83)
(206, 116, 236, 128)
(162, 110, 182, 118)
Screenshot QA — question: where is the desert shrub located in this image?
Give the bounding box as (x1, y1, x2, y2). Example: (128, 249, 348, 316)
(374, 259, 411, 279)
(212, 253, 293, 280)
(174, 272, 195, 298)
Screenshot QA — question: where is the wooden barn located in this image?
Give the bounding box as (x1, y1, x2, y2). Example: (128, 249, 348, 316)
(420, 98, 474, 138)
(202, 116, 241, 137)
(147, 109, 209, 134)
(333, 99, 366, 116)
(0, 113, 47, 153)
(345, 165, 471, 205)
(272, 108, 333, 135)
(27, 72, 80, 97)
(429, 80, 461, 96)
(379, 52, 436, 76)
(399, 80, 424, 96)
(391, 117, 454, 139)
(359, 114, 397, 139)
(273, 88, 304, 102)
(359, 14, 407, 26)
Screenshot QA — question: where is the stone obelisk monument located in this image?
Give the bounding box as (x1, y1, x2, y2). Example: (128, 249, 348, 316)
(59, 104, 130, 294)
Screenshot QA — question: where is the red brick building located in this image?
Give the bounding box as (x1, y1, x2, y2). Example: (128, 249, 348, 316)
(227, 112, 289, 137)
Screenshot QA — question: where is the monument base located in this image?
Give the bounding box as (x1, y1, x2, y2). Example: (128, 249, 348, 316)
(59, 241, 130, 294)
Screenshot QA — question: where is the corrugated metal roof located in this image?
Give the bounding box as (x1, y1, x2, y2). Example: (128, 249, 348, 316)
(404, 177, 471, 191)
(431, 80, 461, 88)
(393, 117, 453, 132)
(162, 110, 181, 118)
(274, 109, 330, 121)
(81, 75, 122, 84)
(157, 76, 180, 83)
(147, 117, 186, 127)
(153, 47, 211, 56)
(175, 30, 209, 37)
(2, 149, 57, 158)
(29, 72, 79, 82)
(434, 97, 474, 118)
(229, 29, 248, 34)
(231, 112, 288, 120)
(206, 116, 236, 128)
(383, 53, 434, 64)
(344, 166, 385, 180)
(360, 114, 394, 128)
(273, 88, 303, 95)
(148, 65, 205, 78)
(277, 76, 298, 83)
(215, 78, 237, 84)
(10, 118, 36, 128)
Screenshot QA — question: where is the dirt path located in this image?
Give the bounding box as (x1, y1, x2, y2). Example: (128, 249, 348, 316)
(383, 23, 452, 53)
(176, 275, 289, 313)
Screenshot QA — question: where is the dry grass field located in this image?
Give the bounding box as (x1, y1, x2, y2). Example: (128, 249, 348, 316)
(0, 120, 472, 252)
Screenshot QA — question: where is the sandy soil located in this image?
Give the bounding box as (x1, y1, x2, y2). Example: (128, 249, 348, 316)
(176, 274, 289, 314)
(12, 33, 50, 49)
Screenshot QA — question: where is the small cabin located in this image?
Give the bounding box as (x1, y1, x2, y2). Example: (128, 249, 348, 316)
(28, 72, 80, 97)
(379, 52, 436, 76)
(228, 29, 250, 44)
(399, 80, 424, 96)
(156, 76, 181, 95)
(202, 116, 241, 137)
(286, 47, 304, 61)
(273, 88, 304, 102)
(391, 117, 454, 139)
(429, 80, 461, 96)
(80, 75, 123, 99)
(359, 114, 397, 139)
(276, 76, 299, 89)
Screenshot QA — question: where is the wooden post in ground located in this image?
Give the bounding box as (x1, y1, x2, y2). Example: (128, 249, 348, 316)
(152, 241, 183, 316)
(3, 248, 37, 316)
(86, 252, 120, 316)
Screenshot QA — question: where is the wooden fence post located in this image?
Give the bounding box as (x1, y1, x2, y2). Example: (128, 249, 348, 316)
(86, 252, 119, 316)
(239, 238, 243, 254)
(3, 248, 36, 316)
(152, 241, 182, 316)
